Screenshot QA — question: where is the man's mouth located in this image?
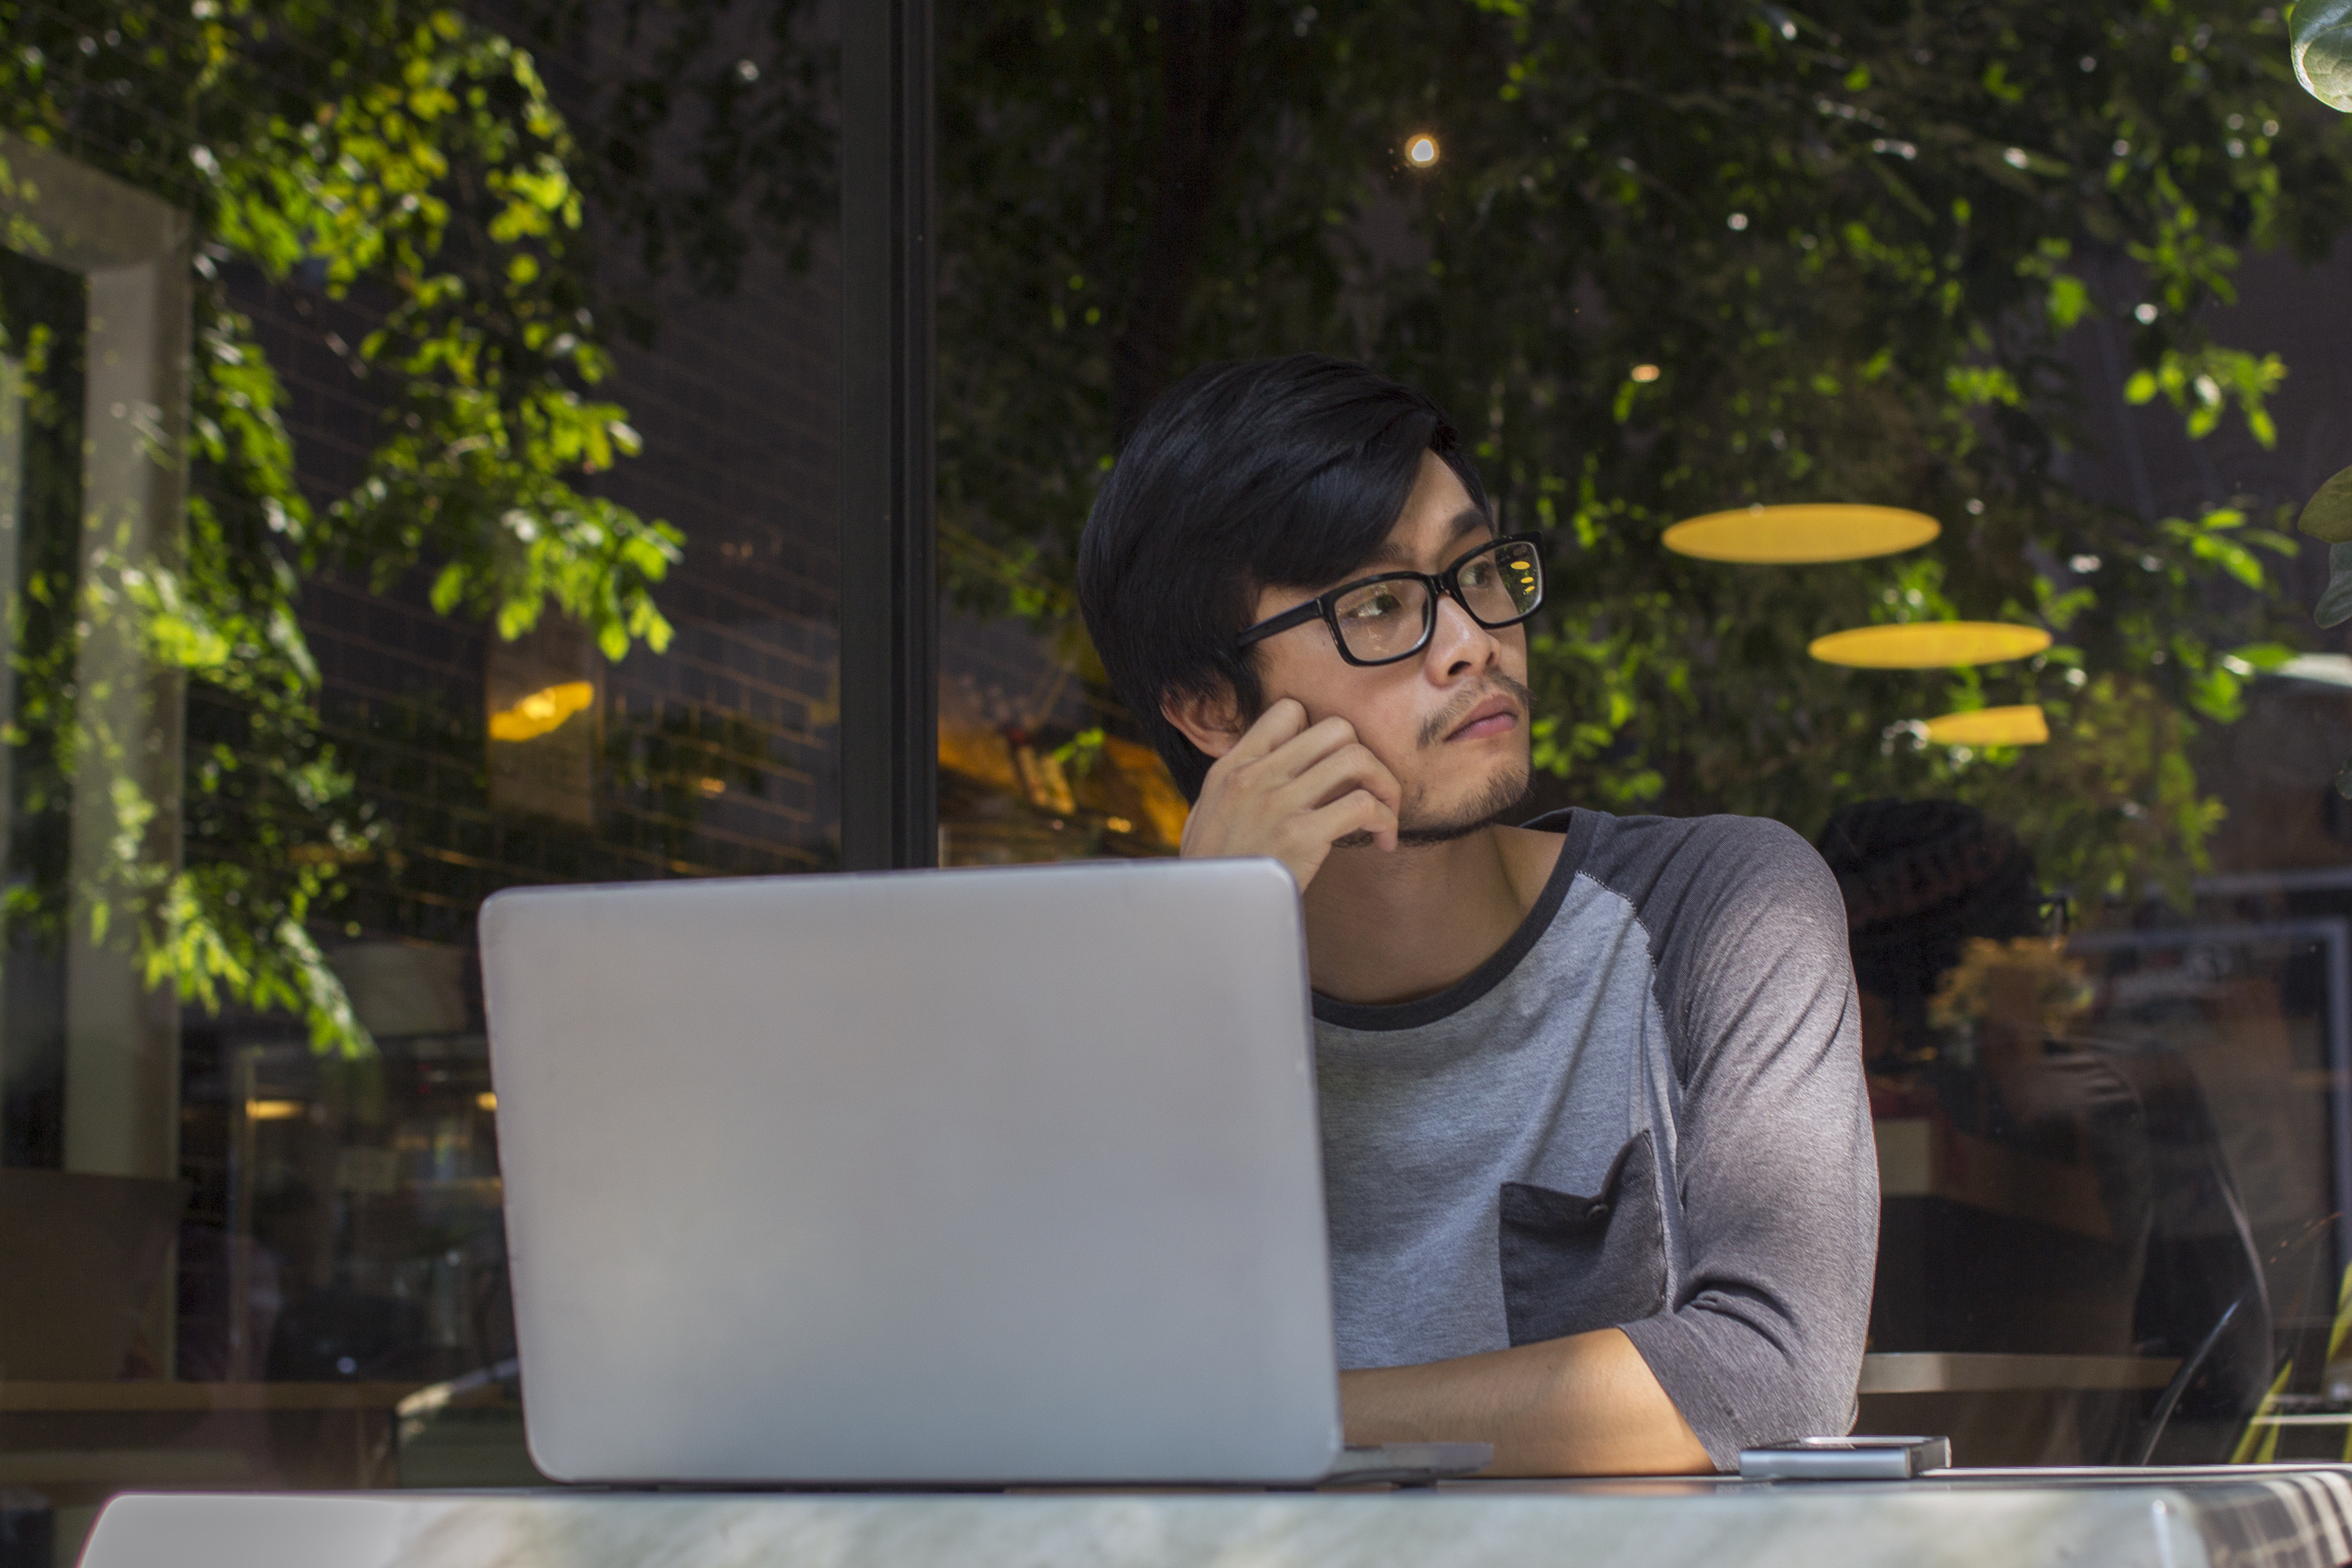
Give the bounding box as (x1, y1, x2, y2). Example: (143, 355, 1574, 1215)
(1444, 693, 1520, 743)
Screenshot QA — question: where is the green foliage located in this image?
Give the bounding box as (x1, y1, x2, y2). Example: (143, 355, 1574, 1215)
(2303, 461, 2352, 542)
(1, 0, 683, 1052)
(494, 0, 835, 307)
(2293, 0, 2352, 110)
(1050, 726, 1108, 782)
(926, 0, 2352, 902)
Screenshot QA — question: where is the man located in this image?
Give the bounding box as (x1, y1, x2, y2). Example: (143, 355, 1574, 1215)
(1076, 354, 1876, 1475)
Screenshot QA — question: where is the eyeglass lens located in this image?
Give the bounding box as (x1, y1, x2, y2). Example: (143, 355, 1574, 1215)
(1328, 539, 1543, 661)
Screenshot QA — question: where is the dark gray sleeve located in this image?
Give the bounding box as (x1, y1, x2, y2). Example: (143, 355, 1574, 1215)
(1599, 815, 1876, 1470)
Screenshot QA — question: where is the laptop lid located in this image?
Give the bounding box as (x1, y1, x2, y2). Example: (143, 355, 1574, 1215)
(480, 857, 1343, 1485)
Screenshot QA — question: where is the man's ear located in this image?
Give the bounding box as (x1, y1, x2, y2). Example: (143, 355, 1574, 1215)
(1162, 683, 1248, 760)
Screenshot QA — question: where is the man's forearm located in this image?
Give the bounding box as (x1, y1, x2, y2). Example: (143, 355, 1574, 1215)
(1338, 1326, 1714, 1477)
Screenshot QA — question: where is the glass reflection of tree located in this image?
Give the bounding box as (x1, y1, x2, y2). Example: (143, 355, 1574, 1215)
(918, 3, 2351, 903)
(0, 253, 84, 963)
(2, 3, 728, 1053)
(486, 0, 2347, 900)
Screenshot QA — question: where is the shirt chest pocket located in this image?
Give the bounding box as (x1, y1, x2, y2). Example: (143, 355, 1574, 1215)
(1497, 1129, 1667, 1346)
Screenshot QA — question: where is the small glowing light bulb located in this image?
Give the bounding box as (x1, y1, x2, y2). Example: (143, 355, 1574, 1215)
(1406, 134, 1439, 167)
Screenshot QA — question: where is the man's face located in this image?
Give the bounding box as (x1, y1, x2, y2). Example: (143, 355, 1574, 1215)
(1244, 451, 1534, 843)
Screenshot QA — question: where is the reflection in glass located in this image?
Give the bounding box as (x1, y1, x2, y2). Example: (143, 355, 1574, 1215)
(1818, 799, 2352, 1464)
(1918, 706, 2051, 748)
(4, 0, 845, 1547)
(0, 158, 192, 1389)
(1661, 504, 1940, 565)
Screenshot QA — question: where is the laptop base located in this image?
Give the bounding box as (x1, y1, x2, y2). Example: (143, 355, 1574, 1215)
(1322, 1442, 1494, 1485)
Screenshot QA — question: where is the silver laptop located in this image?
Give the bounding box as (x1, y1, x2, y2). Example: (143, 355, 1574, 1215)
(479, 858, 1489, 1486)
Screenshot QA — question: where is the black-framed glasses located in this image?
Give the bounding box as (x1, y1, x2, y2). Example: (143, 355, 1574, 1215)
(1235, 533, 1546, 667)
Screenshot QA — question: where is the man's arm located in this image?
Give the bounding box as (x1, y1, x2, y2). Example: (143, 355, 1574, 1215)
(1607, 816, 1877, 1466)
(1340, 815, 1875, 1476)
(1340, 1328, 1712, 1476)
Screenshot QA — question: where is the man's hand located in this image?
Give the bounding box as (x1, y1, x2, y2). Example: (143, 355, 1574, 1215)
(1180, 699, 1402, 892)
(1339, 1328, 1715, 1477)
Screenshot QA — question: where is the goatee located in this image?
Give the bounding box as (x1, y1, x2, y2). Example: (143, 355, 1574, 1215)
(1394, 761, 1533, 846)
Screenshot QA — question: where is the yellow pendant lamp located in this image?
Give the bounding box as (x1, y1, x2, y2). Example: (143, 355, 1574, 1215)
(1662, 503, 1940, 564)
(1920, 705, 2049, 746)
(1808, 623, 2052, 669)
(1660, 504, 2057, 694)
(488, 680, 596, 742)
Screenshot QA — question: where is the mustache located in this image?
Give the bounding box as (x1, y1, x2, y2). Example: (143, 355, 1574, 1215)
(1417, 673, 1535, 749)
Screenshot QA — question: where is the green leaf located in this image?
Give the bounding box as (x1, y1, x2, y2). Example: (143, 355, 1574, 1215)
(2294, 0, 2352, 110)
(429, 562, 467, 615)
(2046, 274, 2089, 329)
(2301, 462, 2352, 542)
(2226, 642, 2298, 672)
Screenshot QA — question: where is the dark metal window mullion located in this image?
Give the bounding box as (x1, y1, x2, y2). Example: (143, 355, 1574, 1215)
(839, 0, 937, 871)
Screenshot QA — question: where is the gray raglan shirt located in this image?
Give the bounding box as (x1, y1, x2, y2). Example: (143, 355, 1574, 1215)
(1313, 808, 1876, 1469)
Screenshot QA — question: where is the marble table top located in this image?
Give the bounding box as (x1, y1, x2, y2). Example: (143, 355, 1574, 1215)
(78, 1466, 2352, 1568)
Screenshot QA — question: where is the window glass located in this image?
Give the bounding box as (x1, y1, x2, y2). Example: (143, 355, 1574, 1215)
(2, 1, 838, 1553)
(936, 6, 2352, 1467)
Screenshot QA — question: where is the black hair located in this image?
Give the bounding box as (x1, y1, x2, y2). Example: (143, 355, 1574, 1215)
(1814, 798, 2045, 1045)
(1076, 354, 1490, 800)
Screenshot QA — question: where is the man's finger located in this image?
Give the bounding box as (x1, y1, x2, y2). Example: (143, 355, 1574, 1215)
(1224, 697, 1311, 763)
(1305, 735, 1403, 819)
(1252, 712, 1367, 786)
(1301, 789, 1398, 855)
(1282, 743, 1403, 817)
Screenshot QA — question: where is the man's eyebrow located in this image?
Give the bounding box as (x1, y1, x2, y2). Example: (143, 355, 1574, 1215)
(1361, 507, 1494, 568)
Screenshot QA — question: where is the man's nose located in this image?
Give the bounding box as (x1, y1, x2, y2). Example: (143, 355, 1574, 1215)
(1428, 593, 1502, 678)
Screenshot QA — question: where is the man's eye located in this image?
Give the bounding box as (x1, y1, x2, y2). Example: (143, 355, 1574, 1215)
(1461, 559, 1495, 588)
(1341, 589, 1404, 621)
